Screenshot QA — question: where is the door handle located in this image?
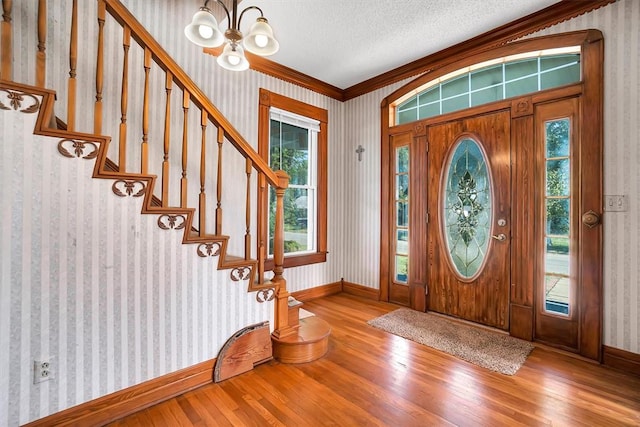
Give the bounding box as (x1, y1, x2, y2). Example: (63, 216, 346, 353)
(582, 210, 600, 228)
(492, 233, 507, 242)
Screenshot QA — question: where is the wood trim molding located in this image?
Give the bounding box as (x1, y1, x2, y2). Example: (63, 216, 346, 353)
(342, 281, 380, 300)
(201, 0, 613, 102)
(602, 346, 640, 377)
(291, 282, 342, 302)
(257, 88, 328, 270)
(204, 47, 344, 101)
(23, 359, 215, 426)
(342, 0, 614, 100)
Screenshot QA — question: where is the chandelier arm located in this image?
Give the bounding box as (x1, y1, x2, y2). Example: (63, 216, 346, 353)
(205, 0, 231, 28)
(237, 6, 264, 31)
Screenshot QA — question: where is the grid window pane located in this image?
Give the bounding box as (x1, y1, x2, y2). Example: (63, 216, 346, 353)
(505, 58, 538, 81)
(546, 160, 570, 196)
(546, 199, 570, 236)
(419, 87, 439, 104)
(545, 120, 570, 157)
(398, 109, 417, 124)
(418, 103, 440, 120)
(471, 86, 502, 107)
(470, 65, 502, 90)
(442, 75, 468, 98)
(442, 94, 469, 114)
(540, 54, 580, 71)
(395, 255, 408, 283)
(399, 97, 418, 110)
(505, 76, 538, 98)
(397, 202, 408, 227)
(396, 146, 409, 173)
(541, 63, 580, 90)
(396, 174, 409, 200)
(396, 230, 408, 255)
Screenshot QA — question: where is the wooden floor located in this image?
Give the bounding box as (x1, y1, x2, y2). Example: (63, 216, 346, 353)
(110, 293, 640, 426)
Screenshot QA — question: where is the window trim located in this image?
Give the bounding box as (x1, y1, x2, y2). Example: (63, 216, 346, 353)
(258, 88, 328, 269)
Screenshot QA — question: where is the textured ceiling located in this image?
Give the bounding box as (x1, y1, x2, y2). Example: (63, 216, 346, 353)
(223, 0, 560, 89)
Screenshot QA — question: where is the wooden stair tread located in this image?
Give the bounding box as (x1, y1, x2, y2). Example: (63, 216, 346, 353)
(271, 317, 331, 364)
(276, 316, 330, 344)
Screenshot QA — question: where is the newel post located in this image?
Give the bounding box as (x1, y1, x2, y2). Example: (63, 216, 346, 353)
(271, 170, 295, 339)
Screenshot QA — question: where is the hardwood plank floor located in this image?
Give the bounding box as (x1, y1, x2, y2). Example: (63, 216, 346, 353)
(109, 294, 640, 426)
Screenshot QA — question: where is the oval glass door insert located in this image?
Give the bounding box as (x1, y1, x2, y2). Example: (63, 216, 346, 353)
(442, 137, 492, 279)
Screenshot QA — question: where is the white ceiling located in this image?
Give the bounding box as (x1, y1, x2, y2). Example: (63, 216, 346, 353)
(229, 0, 560, 89)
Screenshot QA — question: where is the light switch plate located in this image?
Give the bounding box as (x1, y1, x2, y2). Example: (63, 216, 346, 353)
(604, 195, 627, 212)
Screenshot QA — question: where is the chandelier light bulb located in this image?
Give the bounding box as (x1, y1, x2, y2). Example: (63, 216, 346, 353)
(184, 7, 224, 48)
(254, 34, 269, 48)
(228, 55, 241, 66)
(199, 25, 214, 39)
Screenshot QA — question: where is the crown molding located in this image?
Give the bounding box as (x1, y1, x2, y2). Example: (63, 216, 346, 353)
(342, 0, 615, 100)
(204, 46, 345, 101)
(204, 0, 615, 102)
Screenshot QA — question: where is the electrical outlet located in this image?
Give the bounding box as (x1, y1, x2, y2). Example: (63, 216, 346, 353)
(33, 359, 54, 384)
(604, 195, 628, 212)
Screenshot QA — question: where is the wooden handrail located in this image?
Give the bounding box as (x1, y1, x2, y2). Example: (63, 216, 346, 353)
(103, 0, 283, 190)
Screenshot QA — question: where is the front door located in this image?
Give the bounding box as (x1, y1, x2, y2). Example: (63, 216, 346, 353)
(427, 110, 511, 330)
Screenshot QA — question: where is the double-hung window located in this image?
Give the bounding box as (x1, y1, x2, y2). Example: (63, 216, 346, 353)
(258, 89, 328, 268)
(268, 108, 319, 256)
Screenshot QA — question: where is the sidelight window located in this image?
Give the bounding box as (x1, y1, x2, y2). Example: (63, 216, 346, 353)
(394, 145, 409, 284)
(543, 118, 571, 315)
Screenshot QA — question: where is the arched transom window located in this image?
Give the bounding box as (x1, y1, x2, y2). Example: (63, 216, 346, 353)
(394, 46, 581, 125)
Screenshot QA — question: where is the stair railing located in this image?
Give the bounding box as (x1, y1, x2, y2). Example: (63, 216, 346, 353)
(0, 0, 296, 339)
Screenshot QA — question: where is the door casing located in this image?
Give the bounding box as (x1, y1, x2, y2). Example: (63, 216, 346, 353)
(380, 30, 603, 360)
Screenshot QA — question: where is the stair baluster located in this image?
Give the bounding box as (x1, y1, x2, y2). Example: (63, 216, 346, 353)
(94, 0, 105, 135)
(199, 110, 208, 236)
(162, 73, 173, 207)
(180, 91, 189, 209)
(141, 48, 151, 174)
(36, 0, 46, 87)
(67, 0, 78, 131)
(118, 26, 130, 170)
(215, 125, 223, 235)
(0, 0, 11, 80)
(245, 158, 252, 260)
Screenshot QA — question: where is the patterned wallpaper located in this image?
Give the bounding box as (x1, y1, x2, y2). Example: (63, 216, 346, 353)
(526, 0, 640, 360)
(1, 0, 638, 426)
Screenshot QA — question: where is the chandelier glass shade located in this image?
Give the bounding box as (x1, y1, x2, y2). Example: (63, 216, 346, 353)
(184, 0, 279, 71)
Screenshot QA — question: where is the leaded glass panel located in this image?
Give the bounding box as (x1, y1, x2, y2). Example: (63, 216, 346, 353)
(443, 138, 492, 278)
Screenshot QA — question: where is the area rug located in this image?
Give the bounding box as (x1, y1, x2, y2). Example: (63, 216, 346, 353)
(367, 308, 534, 375)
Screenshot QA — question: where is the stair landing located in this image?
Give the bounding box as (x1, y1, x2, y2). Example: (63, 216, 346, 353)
(271, 316, 331, 364)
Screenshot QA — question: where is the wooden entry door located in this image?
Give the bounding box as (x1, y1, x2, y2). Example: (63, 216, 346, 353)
(427, 110, 511, 330)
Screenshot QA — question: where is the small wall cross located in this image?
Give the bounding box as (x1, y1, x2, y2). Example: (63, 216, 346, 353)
(355, 144, 365, 161)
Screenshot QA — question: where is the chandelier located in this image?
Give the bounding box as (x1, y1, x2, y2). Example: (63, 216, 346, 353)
(185, 0, 279, 71)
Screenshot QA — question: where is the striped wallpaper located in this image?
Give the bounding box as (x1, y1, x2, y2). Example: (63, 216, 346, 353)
(1, 0, 638, 425)
(524, 0, 640, 362)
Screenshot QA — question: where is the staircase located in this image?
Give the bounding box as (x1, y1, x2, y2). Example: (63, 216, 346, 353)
(0, 0, 319, 352)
